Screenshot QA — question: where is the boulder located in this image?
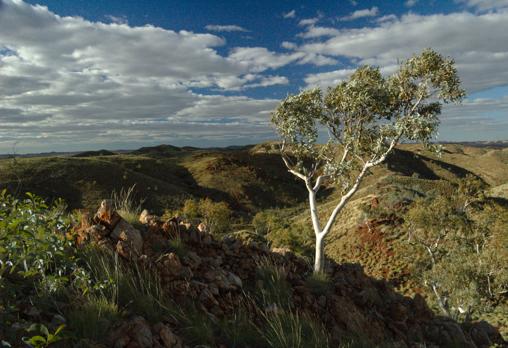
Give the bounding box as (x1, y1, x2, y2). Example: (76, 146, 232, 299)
(153, 323, 183, 348)
(111, 219, 144, 257)
(108, 316, 152, 348)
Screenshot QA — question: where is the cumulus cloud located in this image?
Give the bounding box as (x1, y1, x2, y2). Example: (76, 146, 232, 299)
(0, 0, 283, 152)
(205, 24, 249, 32)
(340, 7, 379, 21)
(282, 10, 296, 19)
(298, 12, 508, 93)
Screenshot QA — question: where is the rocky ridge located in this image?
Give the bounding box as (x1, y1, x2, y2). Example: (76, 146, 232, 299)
(75, 200, 507, 348)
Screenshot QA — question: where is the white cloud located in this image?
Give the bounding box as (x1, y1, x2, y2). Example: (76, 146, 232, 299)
(404, 0, 418, 7)
(105, 14, 128, 25)
(298, 17, 320, 27)
(456, 0, 508, 11)
(282, 10, 296, 19)
(228, 47, 305, 72)
(205, 24, 249, 32)
(340, 7, 379, 21)
(297, 26, 340, 39)
(297, 12, 508, 93)
(376, 14, 398, 24)
(281, 41, 297, 49)
(0, 0, 285, 152)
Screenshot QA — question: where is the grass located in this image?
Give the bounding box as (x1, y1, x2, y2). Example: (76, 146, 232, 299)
(305, 271, 333, 296)
(67, 296, 120, 341)
(255, 256, 293, 309)
(260, 309, 330, 348)
(111, 184, 144, 227)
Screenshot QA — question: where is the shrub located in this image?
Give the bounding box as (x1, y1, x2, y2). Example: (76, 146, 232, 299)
(260, 309, 329, 348)
(67, 296, 120, 341)
(179, 197, 232, 235)
(255, 257, 293, 309)
(305, 271, 332, 296)
(111, 184, 144, 227)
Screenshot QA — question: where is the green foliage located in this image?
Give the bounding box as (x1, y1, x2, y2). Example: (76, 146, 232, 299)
(271, 49, 465, 273)
(217, 309, 262, 347)
(272, 49, 465, 187)
(79, 247, 170, 324)
(67, 296, 119, 342)
(180, 197, 232, 235)
(171, 302, 217, 345)
(404, 176, 508, 320)
(253, 207, 314, 257)
(305, 271, 333, 296)
(260, 309, 329, 348)
(22, 324, 65, 348)
(111, 184, 144, 227)
(255, 257, 293, 309)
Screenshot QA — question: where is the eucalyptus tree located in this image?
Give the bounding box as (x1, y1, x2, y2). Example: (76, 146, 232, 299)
(271, 49, 465, 273)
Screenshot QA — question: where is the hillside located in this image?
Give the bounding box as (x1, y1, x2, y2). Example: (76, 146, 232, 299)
(0, 146, 306, 214)
(1, 142, 507, 341)
(1, 195, 505, 347)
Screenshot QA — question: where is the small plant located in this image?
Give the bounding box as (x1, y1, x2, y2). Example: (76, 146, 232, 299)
(22, 324, 65, 348)
(166, 236, 188, 259)
(180, 197, 232, 235)
(172, 302, 217, 345)
(305, 271, 332, 296)
(260, 309, 329, 348)
(111, 184, 145, 227)
(255, 257, 293, 309)
(67, 296, 119, 342)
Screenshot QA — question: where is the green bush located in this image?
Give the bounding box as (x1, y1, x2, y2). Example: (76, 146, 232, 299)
(180, 197, 232, 235)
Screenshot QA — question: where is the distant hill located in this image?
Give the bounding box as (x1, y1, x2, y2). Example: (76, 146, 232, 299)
(130, 144, 183, 156)
(73, 149, 117, 157)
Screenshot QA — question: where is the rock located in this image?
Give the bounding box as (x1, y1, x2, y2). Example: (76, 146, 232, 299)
(271, 247, 292, 255)
(183, 251, 202, 269)
(95, 199, 122, 228)
(164, 253, 182, 276)
(139, 209, 150, 224)
(154, 323, 183, 348)
(111, 219, 144, 257)
(226, 272, 243, 288)
(109, 317, 152, 348)
(131, 317, 153, 348)
(139, 209, 160, 225)
(96, 199, 114, 221)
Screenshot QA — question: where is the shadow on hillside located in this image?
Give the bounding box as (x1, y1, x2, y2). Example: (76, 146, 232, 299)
(323, 261, 506, 347)
(386, 148, 477, 180)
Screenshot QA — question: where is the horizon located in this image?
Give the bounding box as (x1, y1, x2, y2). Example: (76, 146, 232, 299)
(1, 0, 508, 153)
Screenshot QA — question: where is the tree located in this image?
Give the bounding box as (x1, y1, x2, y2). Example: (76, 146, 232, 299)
(405, 177, 508, 319)
(271, 49, 465, 273)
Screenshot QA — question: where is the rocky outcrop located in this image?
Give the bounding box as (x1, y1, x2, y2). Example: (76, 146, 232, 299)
(76, 203, 506, 348)
(107, 317, 183, 348)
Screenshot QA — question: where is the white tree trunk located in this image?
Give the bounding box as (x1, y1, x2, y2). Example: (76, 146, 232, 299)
(307, 184, 326, 273)
(314, 233, 325, 273)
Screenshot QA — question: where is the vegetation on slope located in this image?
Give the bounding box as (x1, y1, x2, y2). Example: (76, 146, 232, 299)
(1, 191, 504, 347)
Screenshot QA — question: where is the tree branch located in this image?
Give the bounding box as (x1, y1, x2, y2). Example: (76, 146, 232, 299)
(280, 141, 307, 181)
(312, 175, 329, 193)
(319, 162, 371, 237)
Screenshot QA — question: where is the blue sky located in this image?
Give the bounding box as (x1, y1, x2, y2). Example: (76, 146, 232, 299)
(0, 0, 507, 153)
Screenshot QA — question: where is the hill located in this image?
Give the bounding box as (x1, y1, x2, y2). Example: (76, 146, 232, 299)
(1, 194, 505, 347)
(0, 145, 306, 214)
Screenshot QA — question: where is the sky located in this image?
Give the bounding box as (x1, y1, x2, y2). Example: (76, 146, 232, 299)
(0, 0, 508, 153)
